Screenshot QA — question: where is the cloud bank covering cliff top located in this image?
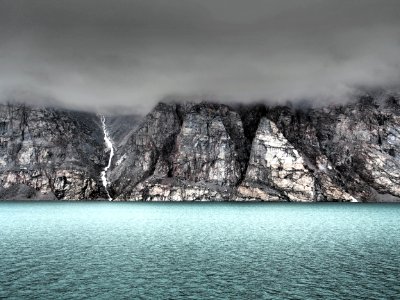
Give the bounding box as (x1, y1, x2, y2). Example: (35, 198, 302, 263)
(0, 0, 400, 113)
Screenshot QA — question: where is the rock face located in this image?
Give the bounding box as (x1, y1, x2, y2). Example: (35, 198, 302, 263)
(1, 91, 400, 202)
(108, 103, 181, 199)
(108, 92, 400, 202)
(171, 104, 244, 186)
(237, 118, 315, 201)
(0, 104, 107, 199)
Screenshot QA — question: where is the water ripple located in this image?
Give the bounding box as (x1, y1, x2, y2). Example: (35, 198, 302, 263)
(0, 202, 399, 299)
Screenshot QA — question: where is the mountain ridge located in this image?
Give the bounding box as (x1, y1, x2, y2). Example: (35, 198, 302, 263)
(1, 92, 400, 201)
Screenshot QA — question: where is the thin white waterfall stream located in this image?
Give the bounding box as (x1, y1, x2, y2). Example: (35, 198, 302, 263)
(100, 115, 114, 200)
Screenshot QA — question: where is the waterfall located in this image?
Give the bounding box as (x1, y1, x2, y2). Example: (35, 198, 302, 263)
(100, 115, 114, 200)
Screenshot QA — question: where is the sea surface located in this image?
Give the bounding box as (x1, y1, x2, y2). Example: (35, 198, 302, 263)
(0, 202, 399, 299)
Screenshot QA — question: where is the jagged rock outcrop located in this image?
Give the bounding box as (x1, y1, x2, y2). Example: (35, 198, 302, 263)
(171, 104, 244, 186)
(0, 104, 107, 199)
(237, 118, 315, 201)
(1, 91, 400, 201)
(109, 103, 182, 199)
(110, 92, 400, 202)
(311, 98, 400, 201)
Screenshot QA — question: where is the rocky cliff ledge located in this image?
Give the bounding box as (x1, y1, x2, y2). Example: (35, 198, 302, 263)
(1, 92, 400, 201)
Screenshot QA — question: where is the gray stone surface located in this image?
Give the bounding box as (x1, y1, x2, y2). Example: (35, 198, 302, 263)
(1, 91, 400, 202)
(0, 104, 107, 199)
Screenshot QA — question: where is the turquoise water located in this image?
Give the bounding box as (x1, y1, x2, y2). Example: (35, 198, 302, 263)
(0, 202, 399, 299)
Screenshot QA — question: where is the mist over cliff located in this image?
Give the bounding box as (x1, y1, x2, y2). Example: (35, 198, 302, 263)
(1, 90, 400, 202)
(1, 1, 400, 201)
(1, 0, 400, 113)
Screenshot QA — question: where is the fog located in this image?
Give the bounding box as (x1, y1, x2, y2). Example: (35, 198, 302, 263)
(1, 0, 399, 113)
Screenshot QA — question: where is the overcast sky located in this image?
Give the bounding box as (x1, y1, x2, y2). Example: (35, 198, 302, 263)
(0, 0, 399, 113)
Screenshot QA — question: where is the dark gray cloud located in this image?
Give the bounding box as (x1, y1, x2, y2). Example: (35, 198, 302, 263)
(0, 0, 399, 113)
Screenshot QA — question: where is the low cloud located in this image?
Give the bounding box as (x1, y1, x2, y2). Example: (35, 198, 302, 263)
(0, 0, 399, 113)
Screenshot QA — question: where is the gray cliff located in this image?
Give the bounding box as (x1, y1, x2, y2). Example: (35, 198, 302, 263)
(0, 104, 107, 199)
(1, 91, 400, 202)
